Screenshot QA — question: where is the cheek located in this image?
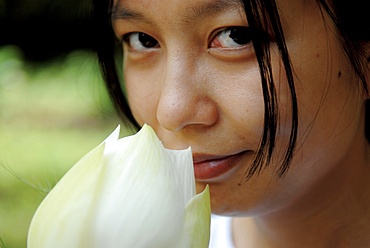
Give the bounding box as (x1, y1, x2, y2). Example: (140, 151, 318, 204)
(291, 36, 359, 140)
(124, 65, 162, 126)
(279, 11, 364, 175)
(208, 62, 266, 139)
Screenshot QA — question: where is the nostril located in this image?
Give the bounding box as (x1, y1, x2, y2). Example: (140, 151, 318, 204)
(156, 91, 219, 132)
(156, 54, 219, 132)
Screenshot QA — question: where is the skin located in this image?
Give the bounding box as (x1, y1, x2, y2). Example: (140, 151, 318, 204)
(112, 0, 370, 246)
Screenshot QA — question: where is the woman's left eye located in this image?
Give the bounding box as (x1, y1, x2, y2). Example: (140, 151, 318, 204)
(210, 27, 252, 49)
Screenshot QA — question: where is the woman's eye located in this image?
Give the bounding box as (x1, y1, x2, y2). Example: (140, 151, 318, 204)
(210, 27, 252, 49)
(123, 32, 159, 51)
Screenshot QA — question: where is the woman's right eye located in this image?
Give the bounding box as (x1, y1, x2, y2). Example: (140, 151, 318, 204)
(122, 32, 160, 51)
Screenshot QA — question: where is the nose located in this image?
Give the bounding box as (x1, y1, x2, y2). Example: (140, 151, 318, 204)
(156, 54, 219, 132)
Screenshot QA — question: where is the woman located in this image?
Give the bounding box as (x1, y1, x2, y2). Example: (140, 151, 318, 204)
(93, 0, 370, 247)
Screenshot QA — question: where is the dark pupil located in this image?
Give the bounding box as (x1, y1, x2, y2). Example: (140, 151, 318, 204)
(229, 27, 252, 45)
(139, 33, 157, 48)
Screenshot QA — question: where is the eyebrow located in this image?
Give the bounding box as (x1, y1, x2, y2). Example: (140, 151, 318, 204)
(188, 0, 242, 20)
(111, 0, 242, 22)
(111, 5, 145, 21)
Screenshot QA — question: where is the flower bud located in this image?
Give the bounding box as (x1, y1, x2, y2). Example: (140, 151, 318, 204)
(28, 124, 210, 248)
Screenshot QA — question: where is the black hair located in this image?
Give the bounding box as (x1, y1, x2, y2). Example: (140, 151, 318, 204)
(92, 0, 369, 179)
(92, 0, 138, 128)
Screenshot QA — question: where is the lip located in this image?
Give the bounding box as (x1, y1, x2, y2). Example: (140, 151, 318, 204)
(193, 150, 250, 181)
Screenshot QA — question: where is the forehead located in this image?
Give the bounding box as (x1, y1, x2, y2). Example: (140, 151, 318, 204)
(112, 0, 243, 21)
(111, 0, 312, 30)
(113, 0, 242, 9)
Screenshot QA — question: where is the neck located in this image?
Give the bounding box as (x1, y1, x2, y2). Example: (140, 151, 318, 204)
(233, 141, 370, 248)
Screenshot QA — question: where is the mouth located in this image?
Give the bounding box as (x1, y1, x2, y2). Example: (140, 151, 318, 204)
(193, 150, 250, 181)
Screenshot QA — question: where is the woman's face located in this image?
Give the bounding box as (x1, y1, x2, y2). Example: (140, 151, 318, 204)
(112, 0, 366, 216)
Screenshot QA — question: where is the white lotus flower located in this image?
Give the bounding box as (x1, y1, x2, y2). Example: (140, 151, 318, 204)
(27, 124, 211, 248)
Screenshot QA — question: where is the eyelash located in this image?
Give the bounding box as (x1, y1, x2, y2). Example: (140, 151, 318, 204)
(210, 26, 253, 49)
(122, 32, 159, 51)
(121, 26, 254, 51)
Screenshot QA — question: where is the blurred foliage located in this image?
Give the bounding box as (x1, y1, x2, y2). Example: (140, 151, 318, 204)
(2, 0, 91, 20)
(1, 0, 94, 61)
(0, 45, 133, 248)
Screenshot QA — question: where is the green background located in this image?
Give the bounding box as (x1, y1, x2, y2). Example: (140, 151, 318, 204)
(0, 46, 131, 248)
